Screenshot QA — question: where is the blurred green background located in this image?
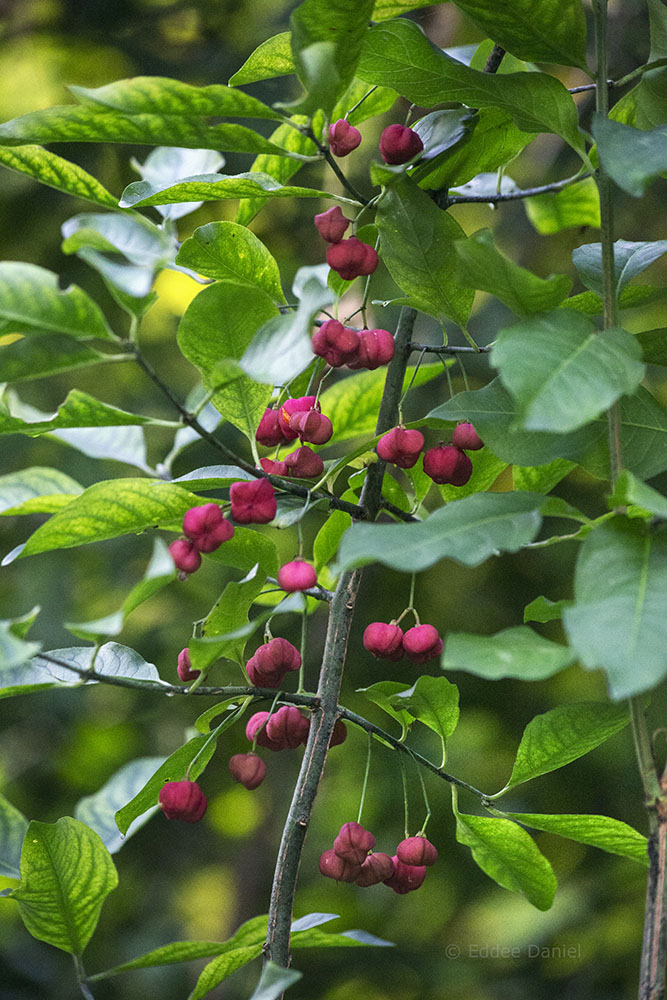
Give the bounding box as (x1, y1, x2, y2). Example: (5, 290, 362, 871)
(1, 1, 666, 998)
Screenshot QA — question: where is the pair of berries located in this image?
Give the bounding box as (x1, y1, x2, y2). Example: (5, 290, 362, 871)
(319, 823, 437, 893)
(423, 424, 484, 487)
(327, 119, 423, 167)
(256, 397, 333, 448)
(312, 318, 395, 371)
(245, 637, 301, 688)
(169, 503, 234, 576)
(314, 204, 377, 283)
(363, 622, 443, 664)
(260, 445, 323, 480)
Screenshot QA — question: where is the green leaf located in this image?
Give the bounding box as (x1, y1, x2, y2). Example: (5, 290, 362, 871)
(247, 961, 302, 1000)
(0, 262, 114, 340)
(357, 20, 584, 152)
(122, 538, 178, 617)
(0, 467, 83, 514)
(0, 616, 41, 672)
(191, 564, 269, 669)
(313, 508, 351, 571)
(0, 145, 117, 208)
(240, 268, 333, 385)
(332, 79, 398, 127)
(17, 479, 206, 558)
(235, 119, 317, 226)
(120, 173, 352, 211)
(636, 328, 667, 366)
(454, 808, 557, 910)
(0, 794, 29, 879)
(592, 115, 667, 198)
(376, 178, 474, 329)
(391, 675, 459, 753)
(177, 282, 277, 439)
(291, 927, 394, 948)
(289, 0, 375, 116)
(0, 642, 159, 699)
(176, 223, 285, 304)
(560, 284, 667, 316)
(504, 812, 648, 866)
(115, 735, 220, 836)
(0, 388, 171, 439)
(491, 311, 644, 433)
(455, 229, 572, 315)
(229, 32, 295, 85)
(171, 466, 255, 491)
(524, 177, 600, 234)
(608, 470, 667, 519)
(572, 239, 667, 298)
(372, 0, 442, 17)
(453, 0, 587, 69)
(523, 595, 569, 623)
(0, 331, 110, 383)
(564, 518, 667, 699)
(74, 757, 166, 854)
(336, 492, 542, 572)
(9, 817, 118, 955)
(442, 626, 575, 681)
(356, 681, 413, 739)
(131, 146, 225, 221)
(499, 701, 630, 793)
(70, 76, 281, 121)
(512, 459, 575, 494)
(320, 362, 441, 444)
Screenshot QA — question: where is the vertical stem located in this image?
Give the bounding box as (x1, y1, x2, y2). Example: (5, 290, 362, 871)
(263, 308, 417, 968)
(73, 956, 95, 1000)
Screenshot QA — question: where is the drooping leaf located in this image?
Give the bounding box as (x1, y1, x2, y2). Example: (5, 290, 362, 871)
(498, 700, 630, 794)
(0, 332, 111, 383)
(51, 425, 152, 473)
(190, 564, 268, 670)
(376, 178, 473, 329)
(130, 146, 225, 220)
(593, 115, 667, 198)
(0, 145, 117, 208)
(0, 793, 28, 879)
(235, 118, 317, 226)
(74, 757, 166, 854)
(454, 808, 557, 911)
(336, 492, 542, 572)
(357, 20, 584, 152)
(9, 817, 118, 955)
(524, 177, 601, 234)
(0, 467, 83, 515)
(120, 173, 355, 211)
(608, 470, 667, 519)
(563, 518, 667, 699)
(442, 626, 575, 681)
(491, 311, 644, 433)
(572, 239, 667, 298)
(177, 282, 277, 439)
(0, 642, 159, 699)
(176, 222, 285, 304)
(17, 479, 206, 558)
(391, 675, 459, 754)
(505, 812, 648, 866)
(229, 32, 295, 86)
(455, 229, 572, 315)
(0, 262, 114, 340)
(0, 388, 171, 439)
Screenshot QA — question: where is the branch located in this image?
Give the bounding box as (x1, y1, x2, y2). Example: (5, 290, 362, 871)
(483, 44, 506, 74)
(264, 308, 418, 969)
(448, 171, 591, 205)
(409, 342, 492, 355)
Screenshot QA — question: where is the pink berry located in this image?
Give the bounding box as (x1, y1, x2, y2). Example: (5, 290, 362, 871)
(396, 836, 438, 867)
(319, 849, 362, 882)
(379, 124, 424, 165)
(314, 206, 350, 243)
(158, 780, 207, 822)
(169, 538, 202, 575)
(182, 503, 233, 553)
(451, 422, 484, 451)
(246, 711, 283, 751)
(326, 237, 378, 282)
(376, 427, 424, 469)
(423, 445, 473, 487)
(278, 559, 317, 592)
(363, 622, 404, 661)
(256, 408, 289, 447)
(229, 479, 277, 524)
(278, 396, 319, 440)
(347, 328, 395, 370)
(333, 821, 376, 863)
(288, 409, 333, 446)
(329, 719, 347, 747)
(246, 637, 301, 687)
(383, 855, 426, 894)
(328, 119, 362, 157)
(229, 753, 266, 790)
(402, 624, 443, 664)
(265, 705, 310, 749)
(177, 647, 200, 682)
(260, 457, 289, 477)
(355, 852, 395, 887)
(284, 446, 324, 479)
(312, 319, 360, 368)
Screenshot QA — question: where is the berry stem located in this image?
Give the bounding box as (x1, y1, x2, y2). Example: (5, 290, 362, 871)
(400, 754, 410, 840)
(414, 758, 431, 837)
(297, 602, 308, 695)
(356, 731, 373, 826)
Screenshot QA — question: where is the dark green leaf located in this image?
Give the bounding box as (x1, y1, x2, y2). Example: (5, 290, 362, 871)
(192, 564, 269, 669)
(74, 757, 166, 854)
(636, 328, 667, 366)
(572, 239, 667, 298)
(337, 492, 543, 572)
(455, 229, 572, 315)
(505, 812, 648, 866)
(391, 675, 459, 752)
(376, 178, 474, 328)
(356, 681, 413, 738)
(560, 284, 667, 316)
(523, 595, 569, 623)
(524, 177, 600, 234)
(0, 331, 111, 383)
(0, 262, 114, 340)
(442, 626, 575, 680)
(499, 700, 630, 793)
(608, 470, 667, 519)
(593, 115, 667, 197)
(10, 817, 117, 955)
(177, 282, 277, 439)
(0, 145, 117, 208)
(491, 311, 644, 432)
(176, 223, 285, 304)
(0, 793, 28, 879)
(512, 459, 575, 494)
(564, 518, 667, 699)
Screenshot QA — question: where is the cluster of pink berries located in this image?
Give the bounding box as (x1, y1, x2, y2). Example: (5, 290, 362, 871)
(169, 503, 234, 577)
(378, 422, 484, 488)
(311, 314, 395, 371)
(313, 203, 378, 283)
(319, 821, 437, 894)
(364, 621, 443, 664)
(256, 395, 333, 479)
(234, 707, 345, 790)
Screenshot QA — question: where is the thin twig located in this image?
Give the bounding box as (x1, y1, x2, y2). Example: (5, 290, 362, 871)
(305, 127, 369, 206)
(409, 342, 492, 355)
(448, 172, 591, 205)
